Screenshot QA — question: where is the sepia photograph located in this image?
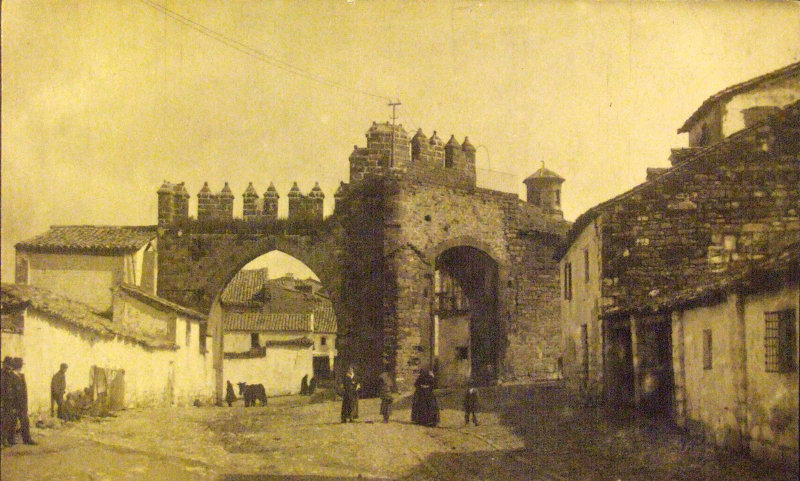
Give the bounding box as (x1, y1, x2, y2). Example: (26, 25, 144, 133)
(1, 1, 799, 479)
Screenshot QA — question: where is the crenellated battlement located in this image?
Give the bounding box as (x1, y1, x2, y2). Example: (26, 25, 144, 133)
(156, 180, 332, 225)
(349, 122, 477, 189)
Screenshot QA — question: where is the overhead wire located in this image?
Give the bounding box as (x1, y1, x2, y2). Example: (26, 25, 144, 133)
(137, 0, 393, 102)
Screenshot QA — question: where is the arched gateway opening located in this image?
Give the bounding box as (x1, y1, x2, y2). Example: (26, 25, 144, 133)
(205, 247, 340, 402)
(433, 246, 499, 387)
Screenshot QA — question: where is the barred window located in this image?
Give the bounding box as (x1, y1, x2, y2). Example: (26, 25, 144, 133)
(765, 310, 796, 373)
(702, 329, 712, 370)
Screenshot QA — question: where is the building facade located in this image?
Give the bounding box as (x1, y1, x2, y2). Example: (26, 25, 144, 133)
(220, 269, 336, 396)
(558, 64, 800, 467)
(1, 283, 214, 415)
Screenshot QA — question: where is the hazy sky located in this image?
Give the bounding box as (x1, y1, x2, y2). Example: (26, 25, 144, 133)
(3, 0, 800, 283)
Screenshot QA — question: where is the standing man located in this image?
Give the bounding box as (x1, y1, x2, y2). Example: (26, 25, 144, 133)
(1, 357, 18, 446)
(51, 363, 68, 420)
(463, 379, 479, 426)
(12, 358, 36, 445)
(377, 369, 395, 423)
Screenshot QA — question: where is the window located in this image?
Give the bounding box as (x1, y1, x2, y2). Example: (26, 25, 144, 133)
(702, 329, 712, 370)
(456, 346, 469, 360)
(320, 336, 327, 346)
(584, 249, 590, 283)
(251, 333, 260, 349)
(199, 322, 207, 354)
(765, 310, 796, 373)
(444, 149, 454, 168)
(564, 262, 572, 300)
(185, 322, 191, 347)
(555, 189, 561, 206)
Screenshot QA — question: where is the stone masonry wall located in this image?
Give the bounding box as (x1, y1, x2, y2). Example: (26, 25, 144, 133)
(602, 104, 800, 315)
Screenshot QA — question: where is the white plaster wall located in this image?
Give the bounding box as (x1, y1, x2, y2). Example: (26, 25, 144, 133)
(223, 345, 313, 396)
(13, 309, 175, 414)
(722, 76, 800, 137)
(560, 216, 603, 392)
(172, 316, 215, 405)
(743, 285, 799, 465)
(21, 252, 125, 312)
(680, 297, 741, 448)
(437, 314, 471, 387)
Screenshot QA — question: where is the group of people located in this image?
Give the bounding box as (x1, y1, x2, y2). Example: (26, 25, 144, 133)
(1, 357, 36, 447)
(340, 366, 480, 427)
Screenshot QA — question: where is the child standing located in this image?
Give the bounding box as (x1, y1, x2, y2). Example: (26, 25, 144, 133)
(464, 381, 479, 426)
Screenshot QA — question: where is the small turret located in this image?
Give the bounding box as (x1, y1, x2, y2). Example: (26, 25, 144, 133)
(429, 131, 444, 166)
(334, 181, 349, 213)
(461, 137, 476, 164)
(158, 181, 175, 225)
(444, 135, 461, 168)
(523, 161, 565, 218)
(172, 182, 190, 221)
(242, 182, 260, 220)
(262, 182, 279, 221)
(308, 182, 325, 221)
(411, 129, 428, 162)
(197, 182, 214, 221)
(219, 182, 234, 219)
(288, 182, 304, 221)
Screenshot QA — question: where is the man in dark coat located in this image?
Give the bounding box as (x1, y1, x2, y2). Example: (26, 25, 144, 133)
(378, 370, 395, 423)
(1, 357, 18, 446)
(411, 369, 439, 427)
(51, 363, 68, 419)
(11, 358, 36, 445)
(340, 366, 360, 423)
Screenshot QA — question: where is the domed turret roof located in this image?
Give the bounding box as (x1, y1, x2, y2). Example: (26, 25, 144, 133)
(523, 162, 564, 184)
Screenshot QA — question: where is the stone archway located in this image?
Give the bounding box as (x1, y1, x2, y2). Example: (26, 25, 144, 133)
(432, 244, 501, 387)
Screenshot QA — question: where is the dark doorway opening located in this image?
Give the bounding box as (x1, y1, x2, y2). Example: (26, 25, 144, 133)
(434, 246, 499, 387)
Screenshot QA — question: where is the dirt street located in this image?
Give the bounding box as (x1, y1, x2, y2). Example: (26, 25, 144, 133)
(1, 384, 794, 481)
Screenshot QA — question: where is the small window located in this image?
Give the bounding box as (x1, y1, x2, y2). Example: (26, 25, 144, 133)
(186, 322, 191, 347)
(251, 333, 260, 349)
(702, 329, 712, 370)
(456, 346, 468, 360)
(320, 336, 327, 346)
(564, 262, 572, 300)
(555, 189, 561, 206)
(199, 322, 207, 354)
(584, 249, 590, 283)
(766, 310, 796, 373)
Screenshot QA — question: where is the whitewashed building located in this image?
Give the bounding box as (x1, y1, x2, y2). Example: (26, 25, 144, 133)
(221, 270, 337, 396)
(1, 283, 214, 414)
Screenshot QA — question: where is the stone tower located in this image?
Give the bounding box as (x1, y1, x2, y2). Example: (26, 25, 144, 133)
(523, 162, 565, 218)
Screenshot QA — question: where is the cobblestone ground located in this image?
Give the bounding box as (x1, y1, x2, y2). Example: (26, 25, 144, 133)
(1, 383, 795, 481)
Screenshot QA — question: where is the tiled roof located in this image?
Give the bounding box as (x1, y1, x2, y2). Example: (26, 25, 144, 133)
(116, 284, 207, 320)
(0, 284, 176, 349)
(313, 304, 337, 334)
(16, 225, 157, 253)
(523, 165, 565, 183)
(678, 62, 800, 133)
(223, 311, 311, 332)
(220, 269, 270, 307)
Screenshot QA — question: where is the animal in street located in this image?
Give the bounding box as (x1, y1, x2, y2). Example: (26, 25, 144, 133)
(237, 382, 267, 407)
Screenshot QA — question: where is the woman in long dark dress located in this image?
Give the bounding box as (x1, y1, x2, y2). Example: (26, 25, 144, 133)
(340, 366, 360, 423)
(411, 369, 439, 427)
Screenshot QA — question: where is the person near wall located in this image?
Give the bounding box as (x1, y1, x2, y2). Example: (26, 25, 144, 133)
(463, 379, 480, 426)
(1, 357, 18, 447)
(11, 357, 36, 445)
(340, 366, 360, 423)
(378, 369, 395, 423)
(225, 380, 237, 407)
(411, 368, 440, 427)
(51, 363, 68, 420)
